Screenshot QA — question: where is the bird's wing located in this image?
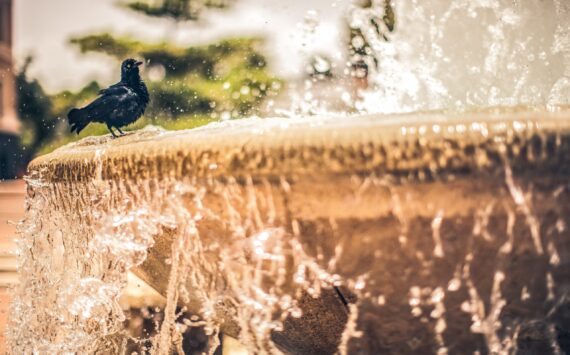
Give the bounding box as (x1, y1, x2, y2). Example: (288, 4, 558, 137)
(82, 85, 139, 122)
(98, 83, 130, 96)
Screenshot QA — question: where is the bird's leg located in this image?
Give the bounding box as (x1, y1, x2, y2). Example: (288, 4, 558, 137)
(107, 124, 118, 138)
(116, 127, 125, 136)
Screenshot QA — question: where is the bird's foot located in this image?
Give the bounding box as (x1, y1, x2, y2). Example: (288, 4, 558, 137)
(107, 125, 119, 138)
(116, 127, 126, 136)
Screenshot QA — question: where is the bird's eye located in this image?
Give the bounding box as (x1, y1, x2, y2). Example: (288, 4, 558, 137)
(127, 64, 131, 68)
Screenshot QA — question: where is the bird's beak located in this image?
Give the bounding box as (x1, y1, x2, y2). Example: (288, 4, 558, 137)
(135, 61, 143, 67)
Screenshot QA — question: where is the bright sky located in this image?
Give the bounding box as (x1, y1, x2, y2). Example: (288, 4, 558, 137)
(14, 0, 349, 94)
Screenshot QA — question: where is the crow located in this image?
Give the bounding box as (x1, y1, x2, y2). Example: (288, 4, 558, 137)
(68, 58, 149, 138)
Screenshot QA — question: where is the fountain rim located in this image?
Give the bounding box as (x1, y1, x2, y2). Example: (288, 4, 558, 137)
(28, 107, 570, 183)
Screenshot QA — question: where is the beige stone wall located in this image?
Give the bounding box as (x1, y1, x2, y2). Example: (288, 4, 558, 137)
(0, 0, 18, 134)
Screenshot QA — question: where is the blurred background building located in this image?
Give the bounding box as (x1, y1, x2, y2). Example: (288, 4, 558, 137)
(0, 0, 22, 180)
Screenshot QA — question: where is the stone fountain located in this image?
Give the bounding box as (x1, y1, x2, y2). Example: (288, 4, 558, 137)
(8, 107, 570, 354)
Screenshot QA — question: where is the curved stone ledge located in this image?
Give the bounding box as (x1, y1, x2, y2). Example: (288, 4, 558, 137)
(29, 108, 570, 183)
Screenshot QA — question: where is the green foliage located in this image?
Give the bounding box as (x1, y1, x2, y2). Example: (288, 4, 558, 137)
(16, 57, 56, 154)
(50, 81, 102, 119)
(16, 60, 107, 155)
(69, 34, 280, 120)
(123, 0, 234, 21)
(148, 80, 212, 117)
(70, 35, 267, 78)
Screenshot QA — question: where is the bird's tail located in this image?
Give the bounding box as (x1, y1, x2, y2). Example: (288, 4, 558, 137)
(68, 108, 90, 134)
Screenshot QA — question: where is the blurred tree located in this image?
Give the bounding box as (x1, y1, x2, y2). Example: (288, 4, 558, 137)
(69, 35, 278, 119)
(123, 0, 234, 21)
(72, 0, 278, 118)
(16, 57, 55, 157)
(15, 57, 104, 156)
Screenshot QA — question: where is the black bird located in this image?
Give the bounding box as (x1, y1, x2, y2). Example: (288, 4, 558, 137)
(68, 58, 149, 138)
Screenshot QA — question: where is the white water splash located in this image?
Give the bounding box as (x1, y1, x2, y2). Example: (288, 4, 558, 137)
(349, 0, 570, 113)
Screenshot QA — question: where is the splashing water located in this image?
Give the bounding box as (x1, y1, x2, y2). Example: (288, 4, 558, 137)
(348, 0, 570, 113)
(7, 161, 342, 353)
(6, 171, 187, 352)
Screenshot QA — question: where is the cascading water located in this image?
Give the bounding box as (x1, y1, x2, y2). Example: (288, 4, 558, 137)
(7, 1, 570, 354)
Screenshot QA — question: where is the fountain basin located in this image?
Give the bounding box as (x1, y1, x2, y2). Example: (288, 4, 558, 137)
(22, 108, 570, 354)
